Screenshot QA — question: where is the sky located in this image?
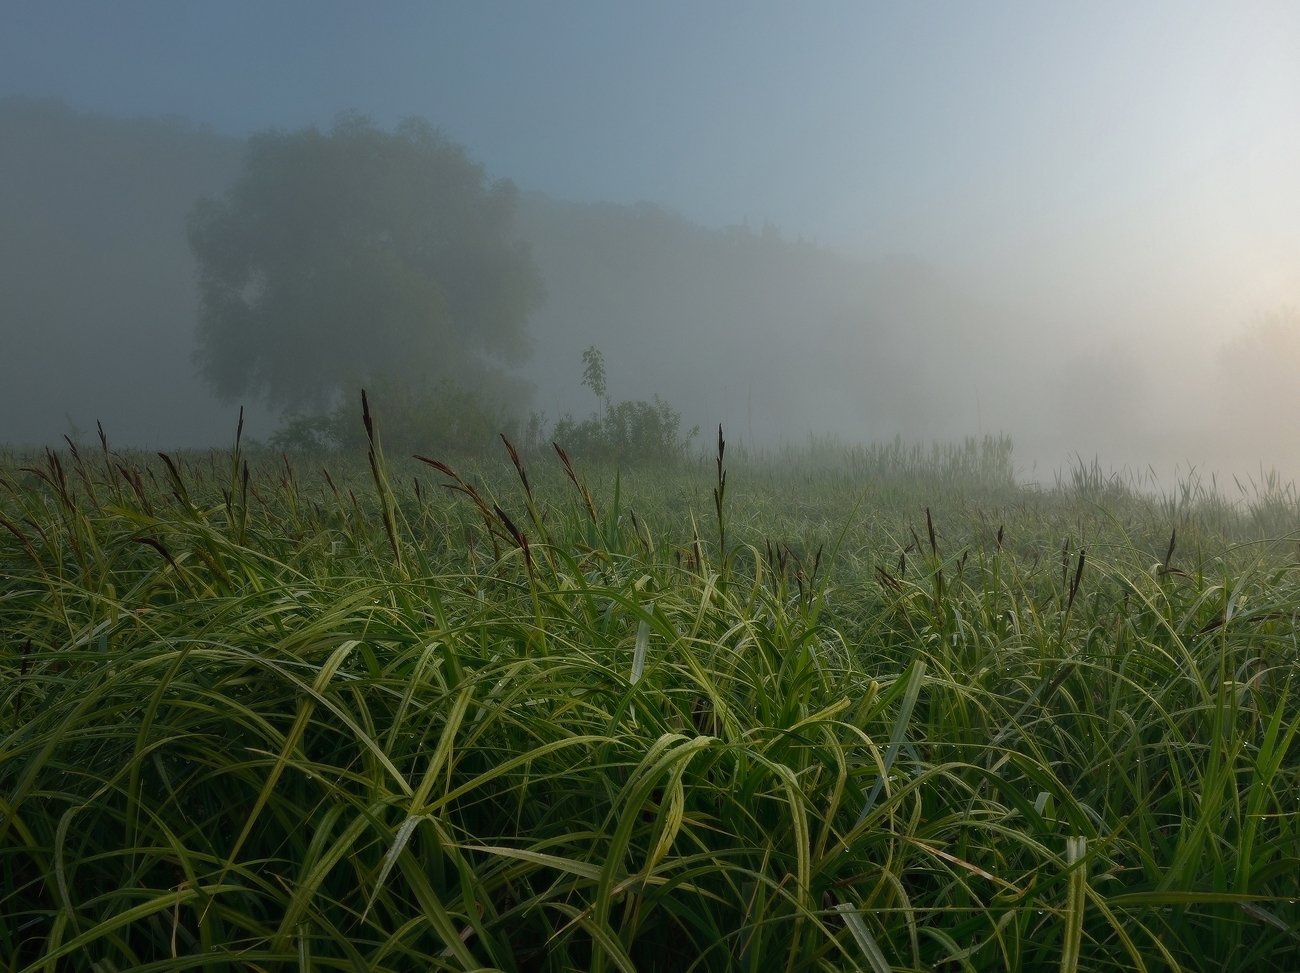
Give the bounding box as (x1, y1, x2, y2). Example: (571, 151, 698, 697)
(3, 1, 1299, 475)
(5, 1, 1298, 263)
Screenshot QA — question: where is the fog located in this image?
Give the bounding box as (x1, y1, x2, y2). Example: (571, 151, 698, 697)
(2, 2, 1298, 486)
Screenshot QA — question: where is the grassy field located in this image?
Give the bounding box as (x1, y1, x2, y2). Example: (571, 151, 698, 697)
(2, 421, 1298, 971)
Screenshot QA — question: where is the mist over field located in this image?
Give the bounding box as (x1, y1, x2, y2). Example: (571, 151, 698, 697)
(2, 2, 1298, 486)
(7, 8, 1300, 966)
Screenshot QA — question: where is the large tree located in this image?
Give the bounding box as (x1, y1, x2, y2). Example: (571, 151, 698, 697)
(188, 114, 542, 412)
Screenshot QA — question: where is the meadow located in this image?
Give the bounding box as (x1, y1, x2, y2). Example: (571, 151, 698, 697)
(2, 418, 1298, 971)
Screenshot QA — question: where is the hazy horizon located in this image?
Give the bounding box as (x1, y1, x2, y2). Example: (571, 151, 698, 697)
(3, 2, 1299, 488)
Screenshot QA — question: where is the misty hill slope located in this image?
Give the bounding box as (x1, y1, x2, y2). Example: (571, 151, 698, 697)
(0, 98, 248, 446)
(1, 101, 1009, 454)
(516, 192, 993, 447)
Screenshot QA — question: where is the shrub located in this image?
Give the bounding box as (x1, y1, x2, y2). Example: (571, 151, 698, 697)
(270, 375, 527, 455)
(552, 394, 698, 465)
(551, 345, 698, 464)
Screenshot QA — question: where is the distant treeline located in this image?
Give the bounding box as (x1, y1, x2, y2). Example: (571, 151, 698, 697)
(3, 97, 1293, 484)
(0, 98, 987, 451)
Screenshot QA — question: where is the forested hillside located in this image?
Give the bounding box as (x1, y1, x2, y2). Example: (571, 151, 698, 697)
(515, 194, 998, 447)
(3, 100, 1005, 453)
(6, 99, 1272, 480)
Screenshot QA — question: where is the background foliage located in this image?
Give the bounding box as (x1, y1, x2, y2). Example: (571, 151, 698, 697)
(187, 113, 543, 414)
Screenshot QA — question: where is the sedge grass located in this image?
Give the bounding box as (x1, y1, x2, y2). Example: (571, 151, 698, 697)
(1, 428, 1298, 971)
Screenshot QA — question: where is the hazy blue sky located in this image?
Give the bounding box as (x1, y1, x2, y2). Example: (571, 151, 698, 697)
(6, 2, 1298, 264)
(5, 0, 1300, 374)
(4, 1, 1300, 474)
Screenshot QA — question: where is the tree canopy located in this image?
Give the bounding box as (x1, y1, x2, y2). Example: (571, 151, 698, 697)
(188, 114, 543, 412)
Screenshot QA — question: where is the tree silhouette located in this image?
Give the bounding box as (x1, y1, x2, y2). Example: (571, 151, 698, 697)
(188, 114, 543, 411)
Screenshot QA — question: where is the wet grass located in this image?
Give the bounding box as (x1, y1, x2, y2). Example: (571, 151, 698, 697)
(2, 424, 1298, 970)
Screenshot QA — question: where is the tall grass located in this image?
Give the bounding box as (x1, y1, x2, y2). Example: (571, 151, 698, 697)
(2, 422, 1297, 970)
